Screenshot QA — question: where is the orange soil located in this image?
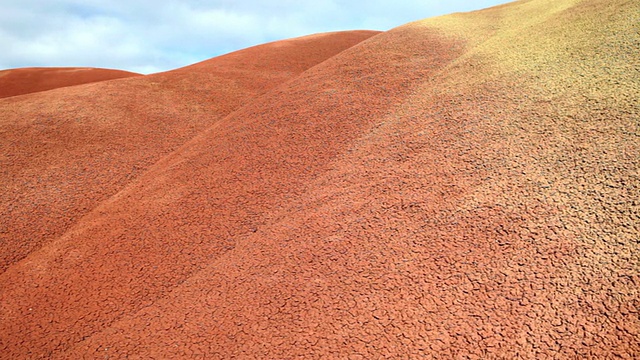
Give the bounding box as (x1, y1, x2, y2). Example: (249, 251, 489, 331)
(0, 67, 141, 98)
(0, 30, 379, 273)
(0, 0, 638, 358)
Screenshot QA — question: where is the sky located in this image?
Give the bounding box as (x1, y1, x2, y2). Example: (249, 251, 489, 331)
(0, 0, 508, 74)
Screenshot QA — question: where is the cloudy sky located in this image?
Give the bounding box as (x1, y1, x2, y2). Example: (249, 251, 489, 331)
(1, 0, 508, 74)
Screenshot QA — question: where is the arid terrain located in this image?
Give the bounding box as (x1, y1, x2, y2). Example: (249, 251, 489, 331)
(0, 67, 141, 99)
(0, 0, 638, 358)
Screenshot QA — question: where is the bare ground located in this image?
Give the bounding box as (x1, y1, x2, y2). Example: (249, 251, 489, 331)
(0, 0, 637, 358)
(0, 67, 141, 98)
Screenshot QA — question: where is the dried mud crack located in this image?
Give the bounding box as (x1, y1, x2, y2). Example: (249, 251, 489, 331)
(0, 0, 638, 358)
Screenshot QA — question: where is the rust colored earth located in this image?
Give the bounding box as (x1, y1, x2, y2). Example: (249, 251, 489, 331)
(0, 0, 638, 358)
(0, 67, 141, 99)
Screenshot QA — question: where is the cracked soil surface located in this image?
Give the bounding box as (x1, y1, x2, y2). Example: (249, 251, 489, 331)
(0, 0, 638, 358)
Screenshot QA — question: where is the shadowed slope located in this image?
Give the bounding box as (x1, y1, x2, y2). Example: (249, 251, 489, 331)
(1, 0, 638, 358)
(0, 30, 379, 272)
(0, 67, 141, 98)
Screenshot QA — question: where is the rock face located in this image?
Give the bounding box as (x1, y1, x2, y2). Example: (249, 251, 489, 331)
(0, 0, 638, 358)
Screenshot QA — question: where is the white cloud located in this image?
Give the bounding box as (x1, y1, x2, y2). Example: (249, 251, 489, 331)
(0, 0, 509, 74)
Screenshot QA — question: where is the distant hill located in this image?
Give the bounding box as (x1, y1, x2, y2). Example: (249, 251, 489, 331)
(0, 67, 141, 98)
(0, 0, 637, 358)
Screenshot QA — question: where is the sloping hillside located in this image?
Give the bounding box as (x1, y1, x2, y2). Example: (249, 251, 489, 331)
(0, 30, 378, 272)
(0, 0, 638, 358)
(0, 67, 141, 98)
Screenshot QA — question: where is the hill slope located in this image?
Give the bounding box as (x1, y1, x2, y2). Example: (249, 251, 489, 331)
(0, 67, 141, 98)
(1, 0, 638, 358)
(0, 31, 378, 273)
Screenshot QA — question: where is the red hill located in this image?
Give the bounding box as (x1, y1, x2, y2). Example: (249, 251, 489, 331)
(0, 30, 379, 271)
(0, 67, 141, 98)
(0, 0, 637, 358)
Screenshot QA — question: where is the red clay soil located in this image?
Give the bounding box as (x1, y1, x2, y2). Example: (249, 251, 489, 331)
(0, 30, 379, 273)
(1, 0, 638, 358)
(0, 67, 141, 98)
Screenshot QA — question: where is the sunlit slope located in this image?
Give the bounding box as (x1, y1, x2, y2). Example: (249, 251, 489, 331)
(0, 24, 456, 358)
(73, 0, 638, 357)
(0, 67, 141, 98)
(0, 30, 378, 272)
(1, 0, 638, 358)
